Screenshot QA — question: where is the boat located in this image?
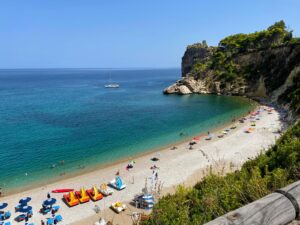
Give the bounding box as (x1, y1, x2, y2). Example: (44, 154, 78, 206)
(99, 183, 114, 196)
(104, 83, 120, 88)
(109, 176, 126, 190)
(104, 75, 120, 88)
(52, 189, 74, 193)
(86, 186, 103, 201)
(75, 187, 90, 203)
(111, 201, 126, 213)
(63, 191, 80, 207)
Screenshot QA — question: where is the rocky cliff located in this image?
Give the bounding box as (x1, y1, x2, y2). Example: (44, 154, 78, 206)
(164, 21, 300, 115)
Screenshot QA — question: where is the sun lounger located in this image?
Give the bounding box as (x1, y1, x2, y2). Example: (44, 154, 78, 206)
(41, 205, 60, 215)
(0, 222, 11, 225)
(0, 211, 10, 220)
(54, 214, 63, 222)
(52, 205, 60, 212)
(15, 214, 26, 222)
(47, 218, 54, 225)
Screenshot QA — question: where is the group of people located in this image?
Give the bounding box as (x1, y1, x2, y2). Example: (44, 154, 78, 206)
(40, 193, 58, 225)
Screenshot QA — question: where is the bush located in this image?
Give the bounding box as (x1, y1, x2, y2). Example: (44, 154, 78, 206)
(142, 122, 300, 225)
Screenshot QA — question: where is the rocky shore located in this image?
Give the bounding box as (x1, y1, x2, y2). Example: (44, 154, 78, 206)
(164, 22, 300, 120)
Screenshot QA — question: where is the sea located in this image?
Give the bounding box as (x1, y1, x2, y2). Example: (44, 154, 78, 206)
(0, 68, 254, 193)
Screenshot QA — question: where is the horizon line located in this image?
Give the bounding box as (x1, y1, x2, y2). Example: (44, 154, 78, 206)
(0, 67, 181, 70)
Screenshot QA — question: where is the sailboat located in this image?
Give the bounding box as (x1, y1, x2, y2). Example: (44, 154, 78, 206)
(105, 83, 119, 88)
(104, 74, 120, 88)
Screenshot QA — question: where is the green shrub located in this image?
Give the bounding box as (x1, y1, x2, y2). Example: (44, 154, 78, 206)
(143, 122, 300, 224)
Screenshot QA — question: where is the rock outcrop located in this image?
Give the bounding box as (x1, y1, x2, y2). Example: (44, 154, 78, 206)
(164, 21, 300, 115)
(181, 43, 214, 77)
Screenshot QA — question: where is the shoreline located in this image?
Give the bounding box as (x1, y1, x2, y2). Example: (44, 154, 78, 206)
(0, 103, 283, 225)
(70, 103, 284, 225)
(2, 98, 256, 196)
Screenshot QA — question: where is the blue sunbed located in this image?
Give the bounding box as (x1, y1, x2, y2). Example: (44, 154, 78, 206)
(0, 222, 11, 225)
(47, 218, 54, 225)
(54, 214, 62, 222)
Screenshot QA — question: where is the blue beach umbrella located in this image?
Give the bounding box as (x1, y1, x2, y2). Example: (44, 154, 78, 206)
(0, 203, 8, 209)
(43, 198, 56, 206)
(18, 205, 32, 213)
(19, 197, 31, 205)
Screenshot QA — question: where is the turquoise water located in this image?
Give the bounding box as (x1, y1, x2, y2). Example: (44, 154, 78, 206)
(0, 69, 253, 192)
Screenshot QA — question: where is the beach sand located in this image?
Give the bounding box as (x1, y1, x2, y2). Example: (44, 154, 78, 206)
(0, 105, 284, 225)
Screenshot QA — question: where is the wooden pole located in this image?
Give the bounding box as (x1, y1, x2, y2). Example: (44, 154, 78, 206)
(204, 181, 300, 225)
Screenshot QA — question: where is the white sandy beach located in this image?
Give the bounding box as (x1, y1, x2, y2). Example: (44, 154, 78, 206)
(0, 105, 284, 225)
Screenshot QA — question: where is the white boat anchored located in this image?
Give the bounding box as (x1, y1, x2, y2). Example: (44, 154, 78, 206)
(104, 83, 120, 88)
(104, 74, 120, 88)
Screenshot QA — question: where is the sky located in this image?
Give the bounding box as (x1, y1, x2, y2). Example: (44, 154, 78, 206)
(0, 0, 300, 69)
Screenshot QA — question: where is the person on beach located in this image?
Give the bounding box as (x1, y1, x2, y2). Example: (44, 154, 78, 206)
(51, 208, 55, 217)
(47, 192, 51, 199)
(0, 188, 2, 197)
(155, 172, 158, 180)
(41, 220, 45, 225)
(115, 170, 120, 176)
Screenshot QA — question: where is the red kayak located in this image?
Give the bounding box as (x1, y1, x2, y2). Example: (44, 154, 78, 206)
(52, 189, 74, 193)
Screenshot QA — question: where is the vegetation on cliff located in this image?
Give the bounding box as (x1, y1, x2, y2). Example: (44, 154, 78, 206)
(151, 21, 300, 224)
(278, 71, 300, 114)
(178, 21, 300, 116)
(219, 21, 292, 53)
(191, 21, 299, 83)
(142, 121, 300, 225)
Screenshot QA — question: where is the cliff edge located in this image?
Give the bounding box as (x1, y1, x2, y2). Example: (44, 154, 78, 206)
(164, 21, 300, 116)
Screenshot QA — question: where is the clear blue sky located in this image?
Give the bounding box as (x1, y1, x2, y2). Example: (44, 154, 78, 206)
(1, 0, 299, 68)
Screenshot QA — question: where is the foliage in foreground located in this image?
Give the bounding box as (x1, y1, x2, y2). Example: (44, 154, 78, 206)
(142, 121, 300, 225)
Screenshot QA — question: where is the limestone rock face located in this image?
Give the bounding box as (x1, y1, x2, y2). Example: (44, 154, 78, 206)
(163, 81, 192, 95)
(178, 85, 192, 95)
(181, 43, 214, 77)
(165, 42, 300, 106)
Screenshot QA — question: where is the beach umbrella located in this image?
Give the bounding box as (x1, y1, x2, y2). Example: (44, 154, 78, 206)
(19, 197, 31, 205)
(18, 205, 32, 213)
(0, 203, 8, 209)
(43, 198, 56, 206)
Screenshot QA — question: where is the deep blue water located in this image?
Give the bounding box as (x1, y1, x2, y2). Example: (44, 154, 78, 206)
(0, 69, 253, 191)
